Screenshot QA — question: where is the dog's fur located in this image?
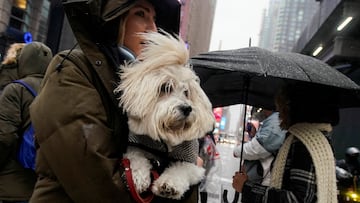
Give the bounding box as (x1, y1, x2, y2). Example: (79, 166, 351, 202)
(114, 31, 215, 199)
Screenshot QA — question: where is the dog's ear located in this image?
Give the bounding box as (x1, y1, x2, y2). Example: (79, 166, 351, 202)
(116, 74, 146, 118)
(188, 75, 216, 136)
(115, 64, 162, 118)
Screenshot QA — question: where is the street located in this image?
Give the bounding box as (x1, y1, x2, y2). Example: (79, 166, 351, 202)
(219, 143, 241, 203)
(202, 142, 242, 203)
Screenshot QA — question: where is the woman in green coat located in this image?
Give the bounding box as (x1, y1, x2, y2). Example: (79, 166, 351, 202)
(0, 43, 25, 94)
(0, 42, 52, 202)
(29, 0, 199, 202)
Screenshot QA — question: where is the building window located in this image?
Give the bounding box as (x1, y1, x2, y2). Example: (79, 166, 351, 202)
(10, 0, 27, 30)
(37, 0, 50, 42)
(9, 6, 25, 30)
(298, 10, 304, 21)
(13, 0, 27, 9)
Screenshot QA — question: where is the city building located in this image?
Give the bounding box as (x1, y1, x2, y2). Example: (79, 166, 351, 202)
(0, 0, 50, 59)
(259, 0, 318, 52)
(179, 0, 217, 57)
(258, 0, 281, 50)
(293, 0, 360, 84)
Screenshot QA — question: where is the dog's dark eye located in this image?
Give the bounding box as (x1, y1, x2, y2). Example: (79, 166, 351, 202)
(160, 83, 173, 94)
(184, 90, 189, 98)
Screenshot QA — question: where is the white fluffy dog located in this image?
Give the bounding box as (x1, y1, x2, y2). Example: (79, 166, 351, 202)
(114, 31, 215, 200)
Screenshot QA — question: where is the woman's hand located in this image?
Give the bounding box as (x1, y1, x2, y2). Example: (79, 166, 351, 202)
(197, 156, 204, 167)
(232, 168, 248, 192)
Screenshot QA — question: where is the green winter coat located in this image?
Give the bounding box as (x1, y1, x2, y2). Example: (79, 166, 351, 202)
(0, 42, 53, 201)
(0, 42, 25, 94)
(0, 62, 19, 93)
(29, 0, 197, 202)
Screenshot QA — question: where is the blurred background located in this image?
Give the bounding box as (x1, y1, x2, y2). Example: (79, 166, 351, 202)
(1, 1, 359, 202)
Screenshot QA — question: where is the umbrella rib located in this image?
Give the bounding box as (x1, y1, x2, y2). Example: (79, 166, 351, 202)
(291, 56, 313, 82)
(192, 47, 360, 109)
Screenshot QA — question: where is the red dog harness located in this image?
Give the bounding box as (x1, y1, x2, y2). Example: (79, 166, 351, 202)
(121, 158, 160, 203)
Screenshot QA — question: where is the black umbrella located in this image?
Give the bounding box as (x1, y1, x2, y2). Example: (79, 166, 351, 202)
(191, 47, 360, 203)
(191, 47, 360, 110)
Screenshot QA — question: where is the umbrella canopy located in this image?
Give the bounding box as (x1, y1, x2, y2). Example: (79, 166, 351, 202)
(191, 47, 360, 109)
(192, 47, 360, 203)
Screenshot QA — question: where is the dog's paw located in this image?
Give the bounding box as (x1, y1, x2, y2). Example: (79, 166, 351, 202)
(151, 161, 205, 199)
(124, 150, 152, 193)
(132, 169, 152, 193)
(151, 178, 183, 199)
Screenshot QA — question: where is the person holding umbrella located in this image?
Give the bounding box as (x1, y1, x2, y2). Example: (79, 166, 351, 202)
(28, 0, 198, 202)
(232, 85, 339, 203)
(233, 108, 286, 186)
(192, 44, 360, 203)
(336, 146, 360, 202)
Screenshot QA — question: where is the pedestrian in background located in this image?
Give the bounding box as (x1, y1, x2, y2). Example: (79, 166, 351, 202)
(232, 86, 339, 203)
(336, 146, 360, 196)
(28, 0, 198, 202)
(233, 108, 286, 186)
(198, 132, 221, 203)
(0, 42, 52, 203)
(0, 43, 25, 94)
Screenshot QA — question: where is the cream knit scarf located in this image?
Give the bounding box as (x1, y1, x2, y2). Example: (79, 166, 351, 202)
(270, 123, 337, 203)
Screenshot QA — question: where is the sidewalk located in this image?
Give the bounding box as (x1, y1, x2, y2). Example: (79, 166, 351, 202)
(200, 143, 241, 203)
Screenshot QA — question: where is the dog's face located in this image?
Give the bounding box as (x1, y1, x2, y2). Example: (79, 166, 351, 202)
(115, 32, 215, 147)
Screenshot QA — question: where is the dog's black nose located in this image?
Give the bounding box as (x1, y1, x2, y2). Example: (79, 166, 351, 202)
(180, 105, 192, 116)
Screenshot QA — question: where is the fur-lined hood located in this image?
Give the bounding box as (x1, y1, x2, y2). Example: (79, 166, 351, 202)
(63, 0, 180, 41)
(62, 0, 181, 64)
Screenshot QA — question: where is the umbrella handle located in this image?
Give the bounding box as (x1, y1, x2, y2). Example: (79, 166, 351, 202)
(223, 76, 250, 203)
(222, 189, 240, 203)
(238, 76, 250, 171)
(222, 189, 229, 203)
(233, 192, 240, 203)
